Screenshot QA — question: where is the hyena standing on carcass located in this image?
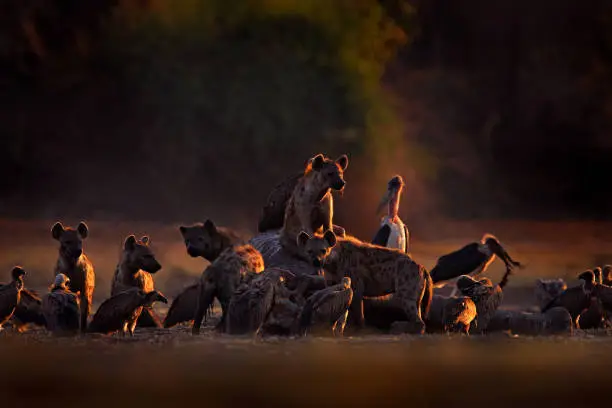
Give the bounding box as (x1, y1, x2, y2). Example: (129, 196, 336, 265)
(298, 230, 433, 334)
(279, 153, 349, 261)
(51, 222, 95, 333)
(111, 235, 163, 328)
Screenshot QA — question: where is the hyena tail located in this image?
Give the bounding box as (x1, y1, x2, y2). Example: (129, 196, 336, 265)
(420, 268, 434, 319)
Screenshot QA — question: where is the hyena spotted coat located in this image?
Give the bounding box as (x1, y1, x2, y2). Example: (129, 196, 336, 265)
(298, 230, 433, 334)
(280, 153, 348, 260)
(163, 220, 250, 328)
(52, 222, 95, 332)
(111, 235, 163, 328)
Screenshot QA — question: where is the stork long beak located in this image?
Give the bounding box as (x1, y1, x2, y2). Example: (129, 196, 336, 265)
(376, 189, 393, 215)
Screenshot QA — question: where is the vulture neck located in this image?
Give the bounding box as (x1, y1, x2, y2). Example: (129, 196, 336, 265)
(387, 187, 402, 222)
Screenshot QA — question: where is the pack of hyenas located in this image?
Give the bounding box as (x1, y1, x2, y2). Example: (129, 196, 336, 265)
(0, 153, 610, 338)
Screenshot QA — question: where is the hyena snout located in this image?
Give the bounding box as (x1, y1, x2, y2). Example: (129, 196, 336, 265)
(332, 178, 345, 191)
(144, 259, 162, 274)
(64, 245, 83, 258)
(186, 245, 200, 257)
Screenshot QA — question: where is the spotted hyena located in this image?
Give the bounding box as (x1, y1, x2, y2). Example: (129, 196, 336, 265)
(298, 230, 432, 334)
(180, 220, 247, 263)
(165, 220, 253, 330)
(52, 222, 95, 332)
(111, 235, 163, 327)
(190, 225, 265, 334)
(280, 153, 348, 260)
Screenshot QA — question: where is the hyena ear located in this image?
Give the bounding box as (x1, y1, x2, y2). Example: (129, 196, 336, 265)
(204, 219, 217, 234)
(297, 231, 311, 248)
(179, 226, 187, 237)
(311, 154, 325, 170)
(335, 154, 349, 171)
(124, 235, 137, 251)
(323, 229, 337, 247)
(141, 236, 150, 245)
(77, 222, 89, 239)
(51, 222, 64, 240)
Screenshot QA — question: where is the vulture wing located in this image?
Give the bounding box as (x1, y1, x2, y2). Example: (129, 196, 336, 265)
(0, 283, 19, 325)
(430, 243, 488, 283)
(14, 289, 45, 327)
(371, 225, 391, 247)
(164, 282, 212, 328)
(89, 289, 142, 334)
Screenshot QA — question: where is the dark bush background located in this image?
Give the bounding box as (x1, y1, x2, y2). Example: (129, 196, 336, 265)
(1, 0, 611, 237)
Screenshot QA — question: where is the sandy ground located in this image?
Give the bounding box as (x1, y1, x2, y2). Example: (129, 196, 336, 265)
(1, 218, 611, 406)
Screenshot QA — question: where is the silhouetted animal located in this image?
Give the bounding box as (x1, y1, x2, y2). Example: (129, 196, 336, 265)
(487, 307, 573, 335)
(226, 269, 289, 335)
(165, 220, 251, 329)
(372, 175, 409, 254)
(542, 271, 596, 323)
(430, 234, 522, 296)
(455, 268, 513, 334)
(534, 278, 567, 311)
(298, 277, 353, 336)
(602, 265, 612, 286)
(163, 283, 200, 328)
(192, 238, 264, 335)
(52, 222, 95, 332)
(111, 235, 163, 328)
(280, 153, 349, 260)
(42, 274, 81, 336)
(298, 230, 432, 334)
(258, 172, 303, 233)
(0, 267, 26, 330)
(0, 284, 45, 332)
(88, 289, 168, 336)
(577, 295, 606, 330)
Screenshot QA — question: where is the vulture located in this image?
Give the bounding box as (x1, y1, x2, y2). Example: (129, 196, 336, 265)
(0, 285, 46, 332)
(42, 274, 81, 336)
(163, 282, 201, 328)
(371, 175, 409, 253)
(226, 268, 289, 335)
(0, 267, 27, 330)
(298, 277, 353, 336)
(430, 234, 523, 295)
(88, 289, 168, 336)
(455, 269, 511, 334)
(534, 278, 567, 311)
(541, 270, 595, 323)
(593, 266, 603, 284)
(487, 307, 573, 335)
(603, 265, 612, 286)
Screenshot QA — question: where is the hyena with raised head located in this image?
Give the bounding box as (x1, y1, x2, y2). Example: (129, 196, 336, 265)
(51, 222, 95, 332)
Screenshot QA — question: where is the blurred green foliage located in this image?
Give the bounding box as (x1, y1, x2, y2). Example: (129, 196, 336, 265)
(103, 0, 410, 197)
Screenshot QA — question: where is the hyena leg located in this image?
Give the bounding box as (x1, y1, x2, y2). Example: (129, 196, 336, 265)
(80, 295, 90, 333)
(348, 288, 364, 329)
(395, 277, 426, 335)
(192, 282, 208, 335)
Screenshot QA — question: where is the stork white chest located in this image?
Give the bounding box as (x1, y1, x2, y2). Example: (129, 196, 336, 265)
(380, 216, 408, 252)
